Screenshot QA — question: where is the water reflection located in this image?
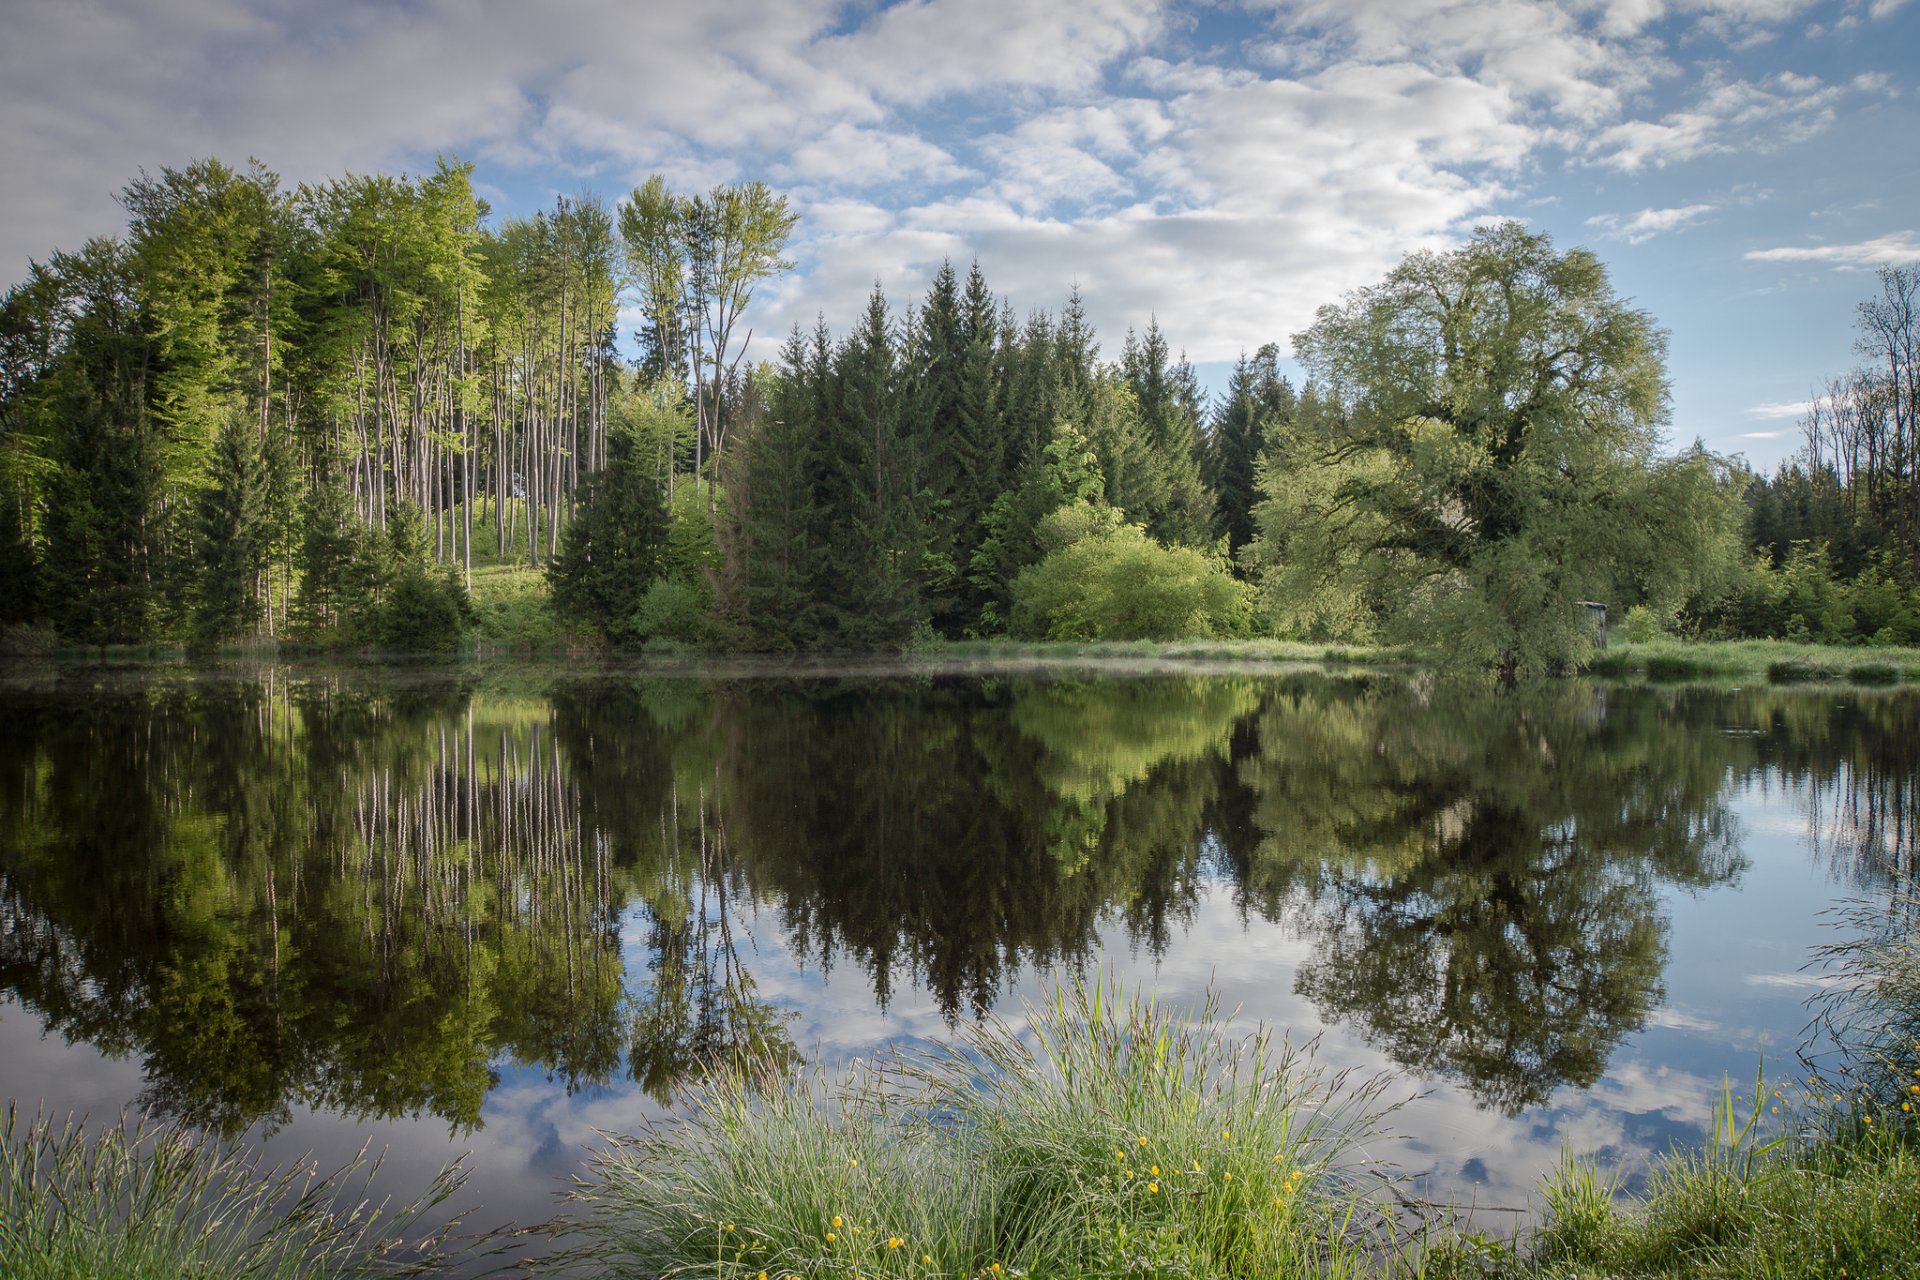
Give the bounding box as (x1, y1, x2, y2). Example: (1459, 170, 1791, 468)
(0, 670, 1912, 1141)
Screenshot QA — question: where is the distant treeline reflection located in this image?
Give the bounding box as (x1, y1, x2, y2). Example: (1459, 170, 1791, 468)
(0, 673, 1912, 1134)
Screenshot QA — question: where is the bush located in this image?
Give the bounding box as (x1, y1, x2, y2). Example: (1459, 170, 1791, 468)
(1009, 520, 1252, 642)
(632, 576, 710, 648)
(378, 566, 469, 654)
(0, 621, 59, 657)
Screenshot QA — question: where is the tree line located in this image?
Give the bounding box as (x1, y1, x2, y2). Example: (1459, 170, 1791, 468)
(7, 154, 1905, 669)
(1702, 265, 1920, 646)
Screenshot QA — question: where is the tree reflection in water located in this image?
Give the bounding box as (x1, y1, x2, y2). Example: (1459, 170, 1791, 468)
(0, 670, 1910, 1136)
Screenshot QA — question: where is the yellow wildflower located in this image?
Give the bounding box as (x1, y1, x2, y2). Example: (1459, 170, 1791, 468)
(1148, 1181, 1160, 1193)
(1150, 1165, 1160, 1176)
(888, 1238, 904, 1249)
(1138, 1136, 1148, 1146)
(833, 1217, 844, 1228)
(1224, 1172, 1233, 1182)
(826, 1232, 838, 1242)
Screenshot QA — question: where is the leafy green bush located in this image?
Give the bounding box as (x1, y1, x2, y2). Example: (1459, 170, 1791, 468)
(378, 566, 469, 654)
(632, 576, 710, 647)
(1009, 518, 1252, 642)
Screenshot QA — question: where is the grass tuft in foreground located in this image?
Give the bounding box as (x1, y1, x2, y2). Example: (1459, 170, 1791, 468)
(1423, 889, 1920, 1280)
(559, 975, 1406, 1279)
(0, 1104, 474, 1279)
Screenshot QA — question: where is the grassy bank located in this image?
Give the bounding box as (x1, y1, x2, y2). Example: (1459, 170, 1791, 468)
(1587, 636, 1920, 685)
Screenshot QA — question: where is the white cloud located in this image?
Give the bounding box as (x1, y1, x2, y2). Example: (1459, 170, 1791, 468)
(784, 123, 972, 188)
(819, 0, 1167, 105)
(1588, 71, 1870, 171)
(1587, 202, 1717, 242)
(1746, 399, 1813, 418)
(1745, 232, 1920, 268)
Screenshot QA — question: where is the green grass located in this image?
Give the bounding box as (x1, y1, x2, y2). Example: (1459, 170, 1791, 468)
(1590, 637, 1920, 685)
(913, 636, 1408, 667)
(1457, 1101, 1920, 1280)
(466, 561, 584, 654)
(0, 1105, 474, 1279)
(1423, 889, 1920, 1280)
(559, 975, 1408, 1280)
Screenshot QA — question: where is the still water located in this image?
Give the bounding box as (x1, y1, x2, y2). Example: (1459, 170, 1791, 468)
(0, 663, 1913, 1246)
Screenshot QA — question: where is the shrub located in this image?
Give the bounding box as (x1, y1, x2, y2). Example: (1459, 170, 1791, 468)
(632, 576, 710, 648)
(1010, 520, 1252, 642)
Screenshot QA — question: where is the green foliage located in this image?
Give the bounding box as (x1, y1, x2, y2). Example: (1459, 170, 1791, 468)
(379, 563, 469, 653)
(1253, 223, 1747, 678)
(548, 413, 671, 645)
(633, 576, 709, 647)
(1209, 343, 1296, 560)
(192, 409, 270, 645)
(1010, 518, 1252, 642)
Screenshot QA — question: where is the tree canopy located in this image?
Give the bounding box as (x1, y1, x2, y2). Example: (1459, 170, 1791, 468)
(1249, 222, 1745, 677)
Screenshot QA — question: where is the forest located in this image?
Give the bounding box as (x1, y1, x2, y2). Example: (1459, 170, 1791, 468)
(0, 157, 1915, 670)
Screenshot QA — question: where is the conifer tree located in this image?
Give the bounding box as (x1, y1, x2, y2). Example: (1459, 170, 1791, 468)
(821, 286, 924, 646)
(1122, 318, 1212, 546)
(1208, 343, 1295, 560)
(734, 326, 825, 649)
(548, 413, 671, 644)
(193, 409, 270, 644)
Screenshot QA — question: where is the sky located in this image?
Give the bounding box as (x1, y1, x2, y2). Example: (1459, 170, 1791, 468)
(3, 0, 1916, 470)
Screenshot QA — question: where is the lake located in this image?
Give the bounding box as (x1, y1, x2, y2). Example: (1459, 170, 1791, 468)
(0, 662, 1912, 1258)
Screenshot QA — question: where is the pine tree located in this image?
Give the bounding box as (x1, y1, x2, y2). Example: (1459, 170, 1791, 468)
(548, 418, 670, 644)
(734, 326, 825, 649)
(822, 285, 924, 647)
(294, 471, 362, 636)
(1122, 318, 1212, 546)
(193, 409, 270, 644)
(1208, 343, 1295, 561)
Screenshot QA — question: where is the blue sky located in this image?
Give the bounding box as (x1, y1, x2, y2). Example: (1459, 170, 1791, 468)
(3, 0, 1916, 469)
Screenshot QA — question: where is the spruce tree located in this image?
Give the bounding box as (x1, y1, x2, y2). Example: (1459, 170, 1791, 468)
(193, 409, 270, 644)
(548, 417, 670, 644)
(735, 326, 824, 649)
(1208, 343, 1295, 561)
(1122, 318, 1212, 546)
(819, 286, 923, 646)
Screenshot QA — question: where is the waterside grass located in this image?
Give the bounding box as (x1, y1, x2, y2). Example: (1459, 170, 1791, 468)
(558, 977, 1408, 1280)
(0, 1105, 476, 1279)
(1587, 636, 1920, 685)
